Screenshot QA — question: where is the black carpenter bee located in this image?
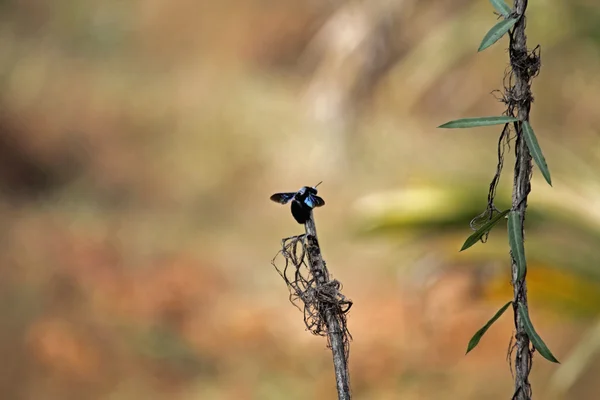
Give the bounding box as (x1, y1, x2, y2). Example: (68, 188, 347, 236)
(270, 182, 325, 224)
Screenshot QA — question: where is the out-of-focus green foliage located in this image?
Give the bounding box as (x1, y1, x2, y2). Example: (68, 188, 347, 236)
(354, 182, 600, 317)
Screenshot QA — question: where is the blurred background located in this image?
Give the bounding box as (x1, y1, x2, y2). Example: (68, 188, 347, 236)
(1, 0, 600, 399)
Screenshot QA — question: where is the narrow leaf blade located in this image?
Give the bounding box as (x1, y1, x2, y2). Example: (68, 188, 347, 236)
(518, 303, 560, 363)
(522, 121, 552, 186)
(478, 17, 519, 52)
(507, 211, 526, 280)
(489, 0, 512, 17)
(466, 301, 513, 354)
(460, 209, 510, 251)
(438, 116, 518, 129)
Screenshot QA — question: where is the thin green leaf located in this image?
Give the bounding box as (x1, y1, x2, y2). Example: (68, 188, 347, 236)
(438, 116, 518, 129)
(489, 0, 512, 18)
(460, 209, 510, 251)
(466, 301, 513, 354)
(522, 121, 552, 186)
(508, 211, 526, 280)
(518, 303, 560, 363)
(478, 17, 519, 52)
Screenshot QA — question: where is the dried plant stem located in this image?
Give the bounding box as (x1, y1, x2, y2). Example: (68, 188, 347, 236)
(304, 216, 351, 400)
(271, 211, 352, 399)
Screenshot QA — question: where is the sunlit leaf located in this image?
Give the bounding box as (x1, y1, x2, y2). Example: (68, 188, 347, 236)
(508, 211, 526, 280)
(489, 0, 512, 18)
(438, 116, 518, 129)
(466, 300, 513, 354)
(460, 209, 510, 251)
(518, 303, 560, 363)
(522, 121, 552, 186)
(478, 17, 519, 52)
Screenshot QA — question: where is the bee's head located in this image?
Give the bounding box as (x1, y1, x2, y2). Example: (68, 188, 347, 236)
(308, 181, 323, 194)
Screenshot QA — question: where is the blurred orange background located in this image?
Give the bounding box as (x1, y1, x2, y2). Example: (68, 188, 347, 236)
(1, 0, 600, 399)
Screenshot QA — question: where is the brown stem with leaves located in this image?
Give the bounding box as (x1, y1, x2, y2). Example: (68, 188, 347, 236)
(509, 1, 534, 399)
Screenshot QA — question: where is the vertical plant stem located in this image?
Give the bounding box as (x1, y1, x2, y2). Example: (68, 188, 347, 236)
(304, 215, 351, 400)
(510, 1, 533, 399)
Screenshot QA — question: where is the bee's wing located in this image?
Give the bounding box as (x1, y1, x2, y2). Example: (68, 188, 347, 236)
(270, 192, 295, 204)
(305, 194, 325, 208)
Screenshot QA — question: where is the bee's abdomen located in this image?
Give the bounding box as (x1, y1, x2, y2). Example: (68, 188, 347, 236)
(291, 200, 311, 224)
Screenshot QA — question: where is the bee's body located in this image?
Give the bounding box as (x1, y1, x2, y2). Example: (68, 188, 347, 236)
(270, 183, 325, 224)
